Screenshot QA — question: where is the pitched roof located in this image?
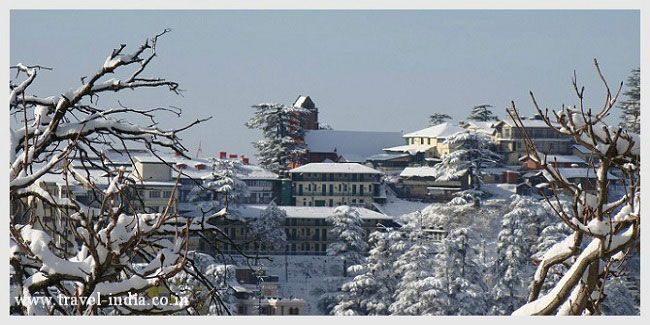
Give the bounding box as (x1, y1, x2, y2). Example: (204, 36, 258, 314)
(403, 122, 465, 138)
(399, 167, 438, 178)
(495, 118, 560, 128)
(304, 129, 404, 160)
(239, 164, 279, 180)
(293, 95, 316, 110)
(234, 204, 393, 220)
(541, 168, 618, 181)
(520, 155, 586, 164)
(289, 163, 383, 174)
(383, 144, 434, 155)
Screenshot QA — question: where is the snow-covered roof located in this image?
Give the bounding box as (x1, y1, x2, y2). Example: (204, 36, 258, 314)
(520, 155, 586, 164)
(293, 95, 315, 109)
(541, 168, 618, 181)
(303, 129, 404, 161)
(464, 121, 496, 134)
(399, 167, 438, 178)
(496, 118, 559, 128)
(383, 144, 434, 155)
(290, 163, 383, 175)
(234, 204, 393, 220)
(366, 153, 410, 161)
(239, 164, 279, 180)
(403, 122, 465, 138)
(337, 153, 367, 163)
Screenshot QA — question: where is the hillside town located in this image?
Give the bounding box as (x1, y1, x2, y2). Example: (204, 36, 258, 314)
(8, 10, 641, 318)
(13, 91, 638, 315)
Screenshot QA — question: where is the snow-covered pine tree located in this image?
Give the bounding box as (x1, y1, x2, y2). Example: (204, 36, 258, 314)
(530, 198, 575, 296)
(245, 103, 309, 174)
(510, 59, 640, 315)
(248, 200, 287, 258)
(190, 158, 250, 218)
(442, 227, 488, 315)
(429, 112, 452, 126)
(326, 206, 368, 277)
(333, 227, 403, 315)
(490, 196, 544, 314)
(431, 130, 501, 191)
(618, 67, 640, 134)
(389, 214, 447, 315)
(467, 104, 499, 122)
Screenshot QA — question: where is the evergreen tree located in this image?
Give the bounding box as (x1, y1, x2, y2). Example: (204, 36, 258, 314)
(190, 158, 250, 218)
(326, 206, 368, 277)
(429, 112, 452, 126)
(490, 199, 531, 314)
(432, 131, 501, 190)
(245, 103, 309, 174)
(467, 104, 499, 122)
(601, 276, 639, 315)
(389, 215, 447, 315)
(618, 67, 640, 134)
(443, 227, 488, 315)
(248, 200, 287, 258)
(333, 227, 403, 315)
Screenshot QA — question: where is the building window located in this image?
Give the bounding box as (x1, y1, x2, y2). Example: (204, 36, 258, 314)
(163, 191, 172, 198)
(329, 184, 333, 195)
(352, 185, 356, 194)
(149, 190, 161, 198)
(299, 184, 303, 195)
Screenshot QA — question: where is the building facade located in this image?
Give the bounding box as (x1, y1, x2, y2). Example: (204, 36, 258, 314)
(289, 163, 384, 208)
(491, 114, 574, 164)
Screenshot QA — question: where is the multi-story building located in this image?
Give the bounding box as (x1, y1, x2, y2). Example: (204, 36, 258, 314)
(238, 165, 280, 204)
(396, 166, 470, 201)
(203, 204, 398, 256)
(383, 122, 466, 163)
(491, 114, 574, 164)
(131, 155, 179, 213)
(289, 163, 384, 208)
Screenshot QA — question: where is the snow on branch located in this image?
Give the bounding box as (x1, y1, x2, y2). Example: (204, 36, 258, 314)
(508, 59, 640, 315)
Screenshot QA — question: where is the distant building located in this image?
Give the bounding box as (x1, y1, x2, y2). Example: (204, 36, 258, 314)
(204, 204, 398, 256)
(518, 167, 619, 196)
(289, 163, 384, 208)
(383, 122, 466, 163)
(397, 166, 470, 201)
(491, 113, 574, 164)
(519, 154, 588, 171)
(293, 95, 319, 131)
(302, 129, 404, 165)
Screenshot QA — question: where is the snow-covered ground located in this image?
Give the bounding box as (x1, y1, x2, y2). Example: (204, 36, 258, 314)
(374, 186, 429, 217)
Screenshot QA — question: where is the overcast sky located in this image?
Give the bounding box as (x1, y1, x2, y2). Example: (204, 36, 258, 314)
(10, 10, 639, 162)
